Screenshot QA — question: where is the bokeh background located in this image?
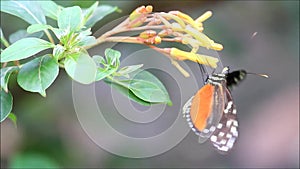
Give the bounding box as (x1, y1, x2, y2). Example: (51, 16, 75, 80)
(1, 0, 299, 168)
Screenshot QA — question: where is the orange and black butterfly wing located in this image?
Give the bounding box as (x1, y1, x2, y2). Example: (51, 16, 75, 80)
(182, 83, 225, 143)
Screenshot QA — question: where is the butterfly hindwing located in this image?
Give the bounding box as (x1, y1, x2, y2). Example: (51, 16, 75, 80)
(209, 88, 238, 153)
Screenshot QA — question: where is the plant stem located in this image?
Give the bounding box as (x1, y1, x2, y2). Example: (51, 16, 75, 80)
(13, 61, 20, 66)
(58, 64, 65, 68)
(44, 30, 55, 44)
(2, 62, 8, 68)
(1, 37, 10, 48)
(106, 75, 128, 88)
(85, 25, 166, 50)
(102, 36, 144, 44)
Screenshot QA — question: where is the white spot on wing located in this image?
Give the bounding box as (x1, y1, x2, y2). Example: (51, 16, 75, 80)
(210, 135, 217, 142)
(217, 123, 223, 129)
(203, 129, 209, 133)
(227, 101, 233, 108)
(220, 139, 227, 145)
(226, 133, 232, 138)
(227, 137, 236, 148)
(218, 132, 225, 137)
(233, 120, 238, 126)
(226, 120, 233, 127)
(219, 146, 229, 152)
(230, 126, 237, 133)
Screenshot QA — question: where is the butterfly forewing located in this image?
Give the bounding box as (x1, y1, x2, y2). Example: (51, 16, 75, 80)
(182, 83, 225, 143)
(198, 83, 225, 143)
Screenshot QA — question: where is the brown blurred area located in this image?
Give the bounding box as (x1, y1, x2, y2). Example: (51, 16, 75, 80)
(1, 1, 299, 168)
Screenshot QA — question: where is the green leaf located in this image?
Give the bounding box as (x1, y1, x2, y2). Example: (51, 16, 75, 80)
(1, 66, 19, 92)
(36, 1, 62, 20)
(1, 38, 55, 63)
(8, 113, 17, 127)
(124, 70, 172, 105)
(9, 29, 43, 44)
(58, 6, 82, 32)
(1, 1, 46, 25)
(85, 5, 118, 28)
(0, 90, 13, 122)
(74, 28, 96, 47)
(17, 54, 59, 97)
(78, 28, 92, 36)
(104, 79, 151, 106)
(117, 64, 144, 76)
(50, 28, 66, 40)
(77, 36, 96, 47)
(93, 55, 118, 81)
(129, 80, 171, 105)
(82, 1, 99, 25)
(93, 55, 106, 66)
(92, 49, 121, 81)
(109, 70, 172, 106)
(64, 52, 97, 84)
(27, 24, 53, 34)
(52, 44, 66, 61)
(9, 153, 60, 168)
(96, 67, 118, 81)
(105, 48, 121, 66)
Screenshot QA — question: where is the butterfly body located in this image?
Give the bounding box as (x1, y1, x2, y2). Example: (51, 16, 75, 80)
(226, 69, 247, 88)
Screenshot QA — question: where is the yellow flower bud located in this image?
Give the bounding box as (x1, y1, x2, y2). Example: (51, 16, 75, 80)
(153, 36, 162, 44)
(129, 5, 153, 21)
(144, 36, 161, 45)
(145, 5, 153, 13)
(170, 48, 219, 68)
(139, 30, 157, 39)
(169, 11, 200, 30)
(158, 29, 170, 37)
(160, 13, 186, 28)
(211, 43, 223, 51)
(171, 23, 183, 32)
(195, 11, 213, 23)
(196, 54, 219, 68)
(185, 25, 212, 48)
(129, 17, 147, 28)
(169, 11, 193, 23)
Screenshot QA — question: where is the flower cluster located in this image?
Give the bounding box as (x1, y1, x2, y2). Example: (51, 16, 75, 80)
(91, 5, 223, 77)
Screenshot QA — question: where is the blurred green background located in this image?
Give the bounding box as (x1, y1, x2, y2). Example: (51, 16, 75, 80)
(1, 0, 299, 168)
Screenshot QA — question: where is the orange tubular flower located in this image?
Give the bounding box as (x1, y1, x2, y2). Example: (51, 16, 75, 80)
(94, 5, 224, 76)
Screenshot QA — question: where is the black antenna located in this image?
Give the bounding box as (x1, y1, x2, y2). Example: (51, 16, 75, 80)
(246, 72, 269, 78)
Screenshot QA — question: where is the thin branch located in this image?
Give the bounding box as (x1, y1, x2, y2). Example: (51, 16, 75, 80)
(44, 30, 55, 44)
(13, 61, 20, 66)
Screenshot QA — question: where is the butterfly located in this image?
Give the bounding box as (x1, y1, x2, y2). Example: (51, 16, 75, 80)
(183, 66, 267, 154)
